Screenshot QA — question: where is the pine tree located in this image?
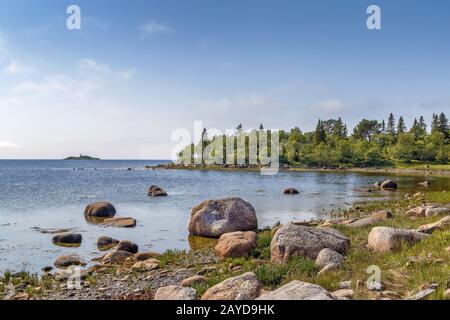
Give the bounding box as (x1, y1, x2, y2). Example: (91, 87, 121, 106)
(236, 123, 243, 131)
(381, 120, 386, 133)
(438, 112, 449, 138)
(419, 116, 427, 132)
(259, 123, 264, 130)
(397, 116, 406, 134)
(313, 120, 326, 144)
(431, 114, 439, 132)
(332, 117, 347, 138)
(410, 118, 420, 140)
(387, 113, 396, 137)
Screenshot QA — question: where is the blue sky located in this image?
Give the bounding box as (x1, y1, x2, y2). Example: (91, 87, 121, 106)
(0, 0, 449, 159)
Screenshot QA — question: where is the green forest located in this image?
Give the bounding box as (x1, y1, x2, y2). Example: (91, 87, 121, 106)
(178, 113, 450, 168)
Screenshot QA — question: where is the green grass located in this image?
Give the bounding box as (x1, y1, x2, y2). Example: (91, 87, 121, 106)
(395, 161, 450, 171)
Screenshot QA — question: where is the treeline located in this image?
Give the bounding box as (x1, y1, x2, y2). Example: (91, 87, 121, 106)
(178, 113, 450, 167)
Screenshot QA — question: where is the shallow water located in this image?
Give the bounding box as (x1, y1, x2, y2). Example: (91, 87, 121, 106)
(0, 160, 449, 273)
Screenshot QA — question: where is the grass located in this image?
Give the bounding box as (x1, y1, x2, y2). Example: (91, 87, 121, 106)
(395, 161, 450, 171)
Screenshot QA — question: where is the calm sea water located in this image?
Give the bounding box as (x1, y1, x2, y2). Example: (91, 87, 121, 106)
(0, 160, 449, 273)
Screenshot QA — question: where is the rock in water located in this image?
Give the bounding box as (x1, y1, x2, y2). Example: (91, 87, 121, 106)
(201, 272, 261, 300)
(52, 233, 82, 246)
(84, 202, 116, 218)
(102, 250, 133, 264)
(154, 285, 196, 300)
(256, 281, 335, 300)
(148, 185, 168, 197)
(380, 180, 397, 190)
(270, 224, 350, 263)
(188, 197, 258, 237)
(101, 217, 136, 228)
(368, 227, 428, 252)
(54, 255, 86, 269)
(116, 240, 139, 254)
(214, 231, 257, 260)
(97, 236, 119, 251)
(283, 188, 299, 195)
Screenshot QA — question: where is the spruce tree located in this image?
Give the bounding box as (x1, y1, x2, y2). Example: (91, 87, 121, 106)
(387, 113, 396, 137)
(397, 116, 406, 134)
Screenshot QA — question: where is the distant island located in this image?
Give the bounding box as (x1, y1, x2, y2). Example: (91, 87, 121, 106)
(63, 154, 100, 160)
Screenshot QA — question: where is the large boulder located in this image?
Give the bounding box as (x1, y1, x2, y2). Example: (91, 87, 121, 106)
(116, 240, 138, 254)
(417, 216, 450, 234)
(148, 185, 168, 197)
(380, 180, 397, 190)
(97, 236, 119, 251)
(54, 255, 86, 269)
(101, 217, 136, 228)
(214, 231, 257, 260)
(154, 285, 196, 300)
(84, 202, 116, 218)
(368, 227, 429, 252)
(346, 210, 392, 228)
(270, 224, 350, 263)
(188, 198, 258, 237)
(201, 272, 261, 300)
(52, 233, 82, 246)
(256, 281, 335, 300)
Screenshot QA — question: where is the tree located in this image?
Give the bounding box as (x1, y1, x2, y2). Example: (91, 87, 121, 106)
(397, 116, 406, 134)
(438, 112, 449, 139)
(381, 119, 386, 133)
(352, 119, 380, 141)
(259, 123, 264, 130)
(236, 123, 243, 131)
(393, 133, 415, 162)
(313, 120, 326, 145)
(431, 114, 440, 133)
(386, 113, 396, 137)
(333, 117, 348, 138)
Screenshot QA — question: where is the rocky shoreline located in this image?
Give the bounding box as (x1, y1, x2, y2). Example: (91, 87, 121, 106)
(1, 181, 449, 301)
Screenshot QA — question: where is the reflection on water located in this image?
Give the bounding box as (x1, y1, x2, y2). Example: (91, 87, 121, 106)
(0, 160, 449, 272)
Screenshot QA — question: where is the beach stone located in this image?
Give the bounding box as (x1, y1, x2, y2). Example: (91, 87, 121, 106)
(214, 231, 257, 260)
(54, 255, 86, 269)
(134, 252, 161, 261)
(201, 272, 261, 300)
(101, 217, 136, 228)
(97, 236, 119, 251)
(116, 240, 138, 254)
(367, 281, 384, 291)
(315, 248, 345, 268)
(331, 289, 355, 299)
(52, 233, 82, 245)
(380, 180, 397, 189)
(406, 205, 450, 218)
(154, 285, 196, 300)
(181, 275, 208, 287)
(283, 188, 299, 195)
(148, 185, 168, 197)
(368, 227, 429, 252)
(256, 281, 335, 300)
(270, 224, 350, 263)
(346, 210, 392, 228)
(417, 216, 450, 234)
(84, 202, 116, 218)
(102, 250, 133, 264)
(406, 288, 436, 300)
(131, 259, 160, 271)
(188, 197, 258, 237)
(317, 263, 340, 276)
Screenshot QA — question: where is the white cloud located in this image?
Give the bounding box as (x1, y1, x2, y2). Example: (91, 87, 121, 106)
(139, 21, 173, 38)
(5, 60, 35, 76)
(317, 99, 346, 111)
(78, 59, 111, 74)
(117, 68, 135, 81)
(199, 94, 281, 110)
(0, 141, 21, 150)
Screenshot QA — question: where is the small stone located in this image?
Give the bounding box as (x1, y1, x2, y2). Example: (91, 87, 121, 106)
(97, 236, 119, 251)
(102, 250, 133, 264)
(317, 263, 340, 276)
(339, 281, 352, 290)
(134, 252, 161, 261)
(131, 259, 160, 271)
(154, 285, 196, 300)
(54, 255, 86, 269)
(381, 291, 402, 299)
(84, 202, 116, 218)
(101, 217, 136, 228)
(116, 240, 139, 254)
(148, 185, 168, 197)
(331, 289, 355, 299)
(52, 233, 82, 246)
(367, 281, 384, 291)
(201, 272, 261, 300)
(181, 275, 208, 287)
(283, 188, 299, 195)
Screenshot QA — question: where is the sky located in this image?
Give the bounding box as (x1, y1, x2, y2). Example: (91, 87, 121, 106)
(0, 0, 449, 159)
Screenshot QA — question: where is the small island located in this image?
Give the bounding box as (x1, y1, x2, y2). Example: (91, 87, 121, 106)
(63, 154, 100, 160)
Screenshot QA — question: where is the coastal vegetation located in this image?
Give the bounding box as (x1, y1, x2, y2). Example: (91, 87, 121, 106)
(64, 154, 100, 160)
(178, 113, 450, 168)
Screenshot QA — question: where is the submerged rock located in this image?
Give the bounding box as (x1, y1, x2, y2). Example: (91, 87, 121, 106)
(52, 233, 82, 246)
(84, 202, 116, 218)
(214, 231, 257, 260)
(380, 180, 397, 190)
(188, 197, 258, 238)
(368, 227, 428, 252)
(101, 217, 136, 228)
(148, 185, 168, 197)
(283, 188, 299, 195)
(97, 236, 119, 251)
(270, 224, 350, 263)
